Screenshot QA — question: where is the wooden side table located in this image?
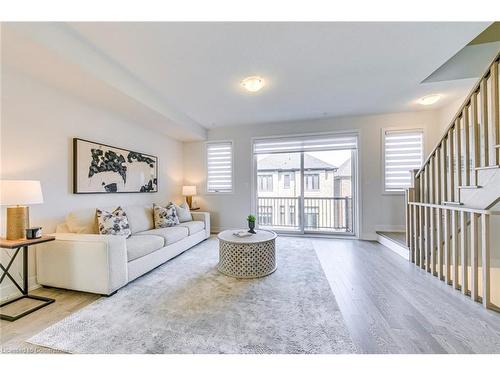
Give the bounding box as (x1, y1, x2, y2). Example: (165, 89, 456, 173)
(0, 236, 56, 321)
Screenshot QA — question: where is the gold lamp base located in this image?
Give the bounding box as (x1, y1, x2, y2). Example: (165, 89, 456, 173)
(186, 196, 193, 209)
(6, 206, 29, 240)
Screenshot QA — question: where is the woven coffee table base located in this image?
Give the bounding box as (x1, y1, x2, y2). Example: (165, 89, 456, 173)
(218, 238, 276, 278)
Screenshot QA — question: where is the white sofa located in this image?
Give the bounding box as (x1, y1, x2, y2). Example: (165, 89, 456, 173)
(36, 205, 210, 295)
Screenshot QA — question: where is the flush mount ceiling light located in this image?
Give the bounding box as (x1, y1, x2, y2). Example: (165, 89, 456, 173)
(241, 76, 265, 92)
(418, 94, 441, 106)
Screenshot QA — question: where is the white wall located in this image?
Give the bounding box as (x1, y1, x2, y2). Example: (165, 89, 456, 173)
(183, 110, 443, 239)
(0, 68, 184, 299)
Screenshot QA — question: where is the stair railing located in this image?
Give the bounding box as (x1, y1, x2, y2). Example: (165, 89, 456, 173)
(405, 51, 500, 311)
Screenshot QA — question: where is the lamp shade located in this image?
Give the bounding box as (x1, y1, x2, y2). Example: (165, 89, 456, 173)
(0, 180, 44, 206)
(182, 185, 197, 196)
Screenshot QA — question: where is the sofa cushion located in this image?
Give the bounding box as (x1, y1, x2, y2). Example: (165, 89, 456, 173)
(173, 202, 192, 223)
(124, 205, 154, 233)
(96, 206, 132, 238)
(136, 226, 188, 245)
(178, 221, 205, 235)
(126, 234, 165, 262)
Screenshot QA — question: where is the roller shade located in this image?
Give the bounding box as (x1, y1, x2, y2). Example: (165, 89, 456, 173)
(384, 129, 423, 191)
(206, 141, 233, 193)
(253, 134, 358, 154)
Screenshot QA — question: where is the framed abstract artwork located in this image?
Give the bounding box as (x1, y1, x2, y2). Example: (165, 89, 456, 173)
(73, 138, 158, 194)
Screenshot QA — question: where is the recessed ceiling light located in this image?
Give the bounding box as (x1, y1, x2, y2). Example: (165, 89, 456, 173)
(418, 94, 441, 105)
(241, 76, 265, 92)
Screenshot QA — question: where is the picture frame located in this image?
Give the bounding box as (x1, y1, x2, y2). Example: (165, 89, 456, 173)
(73, 138, 158, 194)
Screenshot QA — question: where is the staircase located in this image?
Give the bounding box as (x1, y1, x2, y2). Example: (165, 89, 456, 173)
(405, 52, 500, 311)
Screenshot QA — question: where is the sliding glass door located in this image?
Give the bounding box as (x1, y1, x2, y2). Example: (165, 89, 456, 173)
(254, 134, 357, 235)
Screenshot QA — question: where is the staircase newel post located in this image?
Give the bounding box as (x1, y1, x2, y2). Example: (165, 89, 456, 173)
(406, 169, 419, 255)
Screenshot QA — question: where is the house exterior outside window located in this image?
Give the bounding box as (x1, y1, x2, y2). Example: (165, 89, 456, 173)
(256, 153, 352, 231)
(258, 206, 273, 225)
(305, 174, 319, 191)
(258, 175, 273, 192)
(280, 205, 286, 223)
(283, 174, 291, 189)
(304, 206, 319, 228)
(289, 205, 296, 225)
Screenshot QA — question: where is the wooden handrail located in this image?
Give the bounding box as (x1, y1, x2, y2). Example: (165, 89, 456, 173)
(416, 50, 500, 178)
(407, 201, 500, 215)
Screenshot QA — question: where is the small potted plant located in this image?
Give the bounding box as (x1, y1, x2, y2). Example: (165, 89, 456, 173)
(247, 214, 256, 234)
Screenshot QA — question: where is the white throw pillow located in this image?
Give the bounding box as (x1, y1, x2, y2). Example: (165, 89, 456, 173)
(153, 203, 180, 228)
(174, 202, 192, 223)
(96, 206, 132, 238)
(66, 209, 99, 234)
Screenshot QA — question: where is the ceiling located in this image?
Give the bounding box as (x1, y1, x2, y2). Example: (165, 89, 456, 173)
(1, 22, 493, 139)
(68, 22, 490, 128)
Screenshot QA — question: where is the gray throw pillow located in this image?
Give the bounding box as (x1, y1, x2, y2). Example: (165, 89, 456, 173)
(153, 203, 180, 228)
(174, 202, 192, 223)
(96, 206, 131, 238)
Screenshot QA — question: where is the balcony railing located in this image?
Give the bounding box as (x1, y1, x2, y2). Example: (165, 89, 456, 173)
(257, 196, 352, 232)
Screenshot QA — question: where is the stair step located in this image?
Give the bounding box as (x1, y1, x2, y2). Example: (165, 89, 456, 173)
(443, 201, 464, 206)
(458, 185, 481, 189)
(475, 165, 500, 171)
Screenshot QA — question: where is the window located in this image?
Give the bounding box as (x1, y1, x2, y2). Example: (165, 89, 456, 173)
(383, 129, 423, 192)
(283, 174, 291, 189)
(304, 206, 319, 228)
(258, 174, 273, 192)
(279, 205, 286, 224)
(289, 205, 296, 225)
(305, 174, 319, 191)
(258, 206, 273, 225)
(254, 133, 358, 235)
(206, 141, 233, 193)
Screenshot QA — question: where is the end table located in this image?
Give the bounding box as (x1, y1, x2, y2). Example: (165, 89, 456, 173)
(0, 236, 56, 321)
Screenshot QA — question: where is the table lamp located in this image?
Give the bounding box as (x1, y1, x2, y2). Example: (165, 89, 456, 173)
(0, 180, 44, 240)
(182, 185, 197, 209)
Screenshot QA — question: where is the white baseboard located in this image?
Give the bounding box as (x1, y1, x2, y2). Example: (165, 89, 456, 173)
(0, 275, 40, 302)
(377, 234, 409, 261)
(360, 232, 377, 241)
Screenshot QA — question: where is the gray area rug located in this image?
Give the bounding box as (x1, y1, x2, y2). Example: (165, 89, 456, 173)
(27, 236, 357, 353)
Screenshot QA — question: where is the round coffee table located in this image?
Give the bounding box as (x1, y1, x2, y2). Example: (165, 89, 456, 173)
(217, 229, 277, 278)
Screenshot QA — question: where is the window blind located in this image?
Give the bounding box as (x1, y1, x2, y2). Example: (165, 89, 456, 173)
(253, 134, 358, 154)
(384, 130, 423, 191)
(206, 141, 233, 193)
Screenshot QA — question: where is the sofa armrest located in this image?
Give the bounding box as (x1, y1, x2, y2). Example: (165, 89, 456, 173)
(36, 233, 128, 295)
(191, 211, 210, 238)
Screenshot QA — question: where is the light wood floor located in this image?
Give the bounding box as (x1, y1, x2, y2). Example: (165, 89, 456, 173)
(313, 238, 500, 353)
(1, 288, 99, 353)
(1, 238, 500, 354)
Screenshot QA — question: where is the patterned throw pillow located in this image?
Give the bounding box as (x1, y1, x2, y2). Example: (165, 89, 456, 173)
(96, 206, 132, 238)
(153, 203, 180, 228)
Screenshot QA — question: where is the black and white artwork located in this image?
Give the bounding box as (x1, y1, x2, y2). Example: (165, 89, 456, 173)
(73, 138, 158, 194)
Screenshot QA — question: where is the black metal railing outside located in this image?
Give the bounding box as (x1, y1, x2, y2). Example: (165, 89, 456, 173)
(257, 196, 352, 232)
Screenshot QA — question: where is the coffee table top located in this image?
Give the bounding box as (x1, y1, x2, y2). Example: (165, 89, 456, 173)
(217, 229, 277, 244)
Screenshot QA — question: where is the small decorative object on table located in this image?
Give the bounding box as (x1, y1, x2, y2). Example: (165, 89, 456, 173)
(26, 227, 42, 239)
(247, 214, 256, 234)
(233, 230, 252, 238)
